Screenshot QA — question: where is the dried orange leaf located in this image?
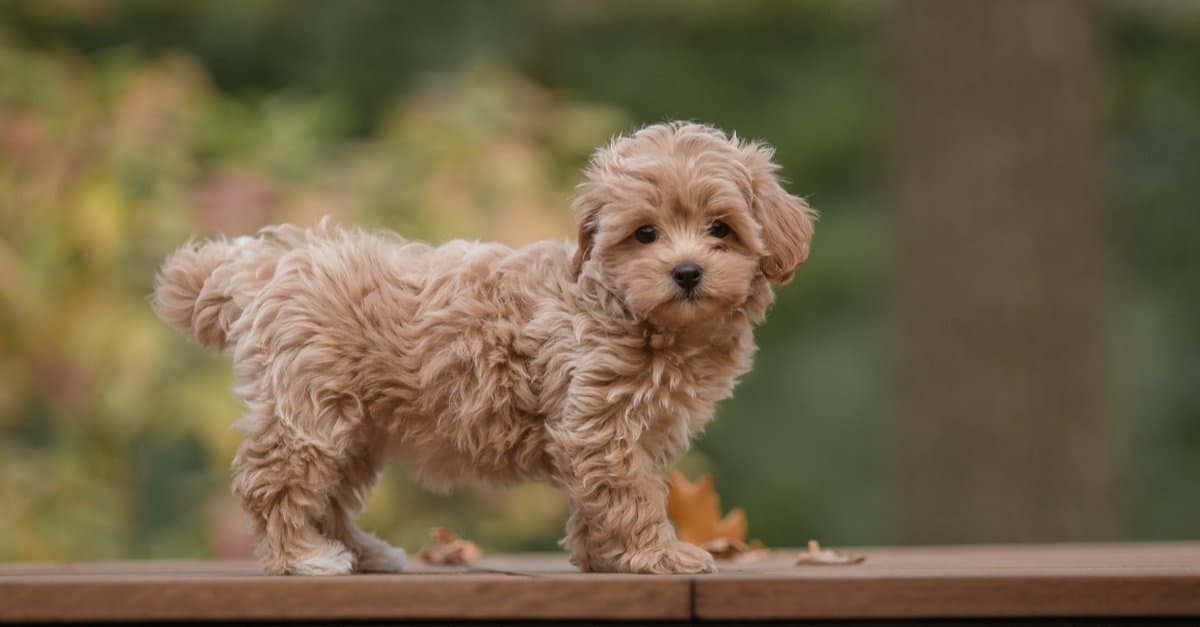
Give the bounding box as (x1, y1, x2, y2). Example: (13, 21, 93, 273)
(794, 539, 865, 566)
(667, 471, 747, 546)
(418, 527, 482, 566)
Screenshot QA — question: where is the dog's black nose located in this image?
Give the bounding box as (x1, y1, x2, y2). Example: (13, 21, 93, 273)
(671, 262, 703, 291)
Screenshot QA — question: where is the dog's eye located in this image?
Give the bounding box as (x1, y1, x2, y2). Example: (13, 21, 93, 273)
(708, 220, 731, 239)
(634, 225, 658, 244)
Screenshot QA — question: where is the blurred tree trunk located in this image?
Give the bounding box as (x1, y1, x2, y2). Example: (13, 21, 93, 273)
(890, 0, 1121, 542)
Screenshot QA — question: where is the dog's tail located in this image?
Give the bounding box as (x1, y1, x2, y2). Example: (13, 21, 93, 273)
(153, 235, 284, 351)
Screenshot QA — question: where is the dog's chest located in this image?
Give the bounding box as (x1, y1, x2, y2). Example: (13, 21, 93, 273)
(625, 335, 753, 463)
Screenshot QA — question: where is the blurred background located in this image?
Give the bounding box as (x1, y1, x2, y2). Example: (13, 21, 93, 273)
(1, 0, 1197, 561)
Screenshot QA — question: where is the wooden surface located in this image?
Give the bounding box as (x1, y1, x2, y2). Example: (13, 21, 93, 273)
(694, 543, 1200, 620)
(1, 543, 1198, 622)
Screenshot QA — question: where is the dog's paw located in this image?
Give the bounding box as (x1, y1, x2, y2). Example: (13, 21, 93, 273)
(618, 541, 717, 575)
(289, 541, 357, 576)
(357, 545, 407, 573)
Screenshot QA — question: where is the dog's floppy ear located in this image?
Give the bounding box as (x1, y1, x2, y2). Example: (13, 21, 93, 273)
(571, 217, 595, 279)
(571, 193, 600, 279)
(740, 142, 816, 285)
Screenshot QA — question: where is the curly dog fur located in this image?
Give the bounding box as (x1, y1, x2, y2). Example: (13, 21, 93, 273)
(153, 121, 815, 575)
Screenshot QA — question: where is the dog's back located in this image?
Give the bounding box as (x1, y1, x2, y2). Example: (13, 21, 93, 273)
(155, 222, 432, 350)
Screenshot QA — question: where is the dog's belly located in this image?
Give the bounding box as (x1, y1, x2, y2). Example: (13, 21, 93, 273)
(372, 337, 554, 491)
(390, 409, 555, 491)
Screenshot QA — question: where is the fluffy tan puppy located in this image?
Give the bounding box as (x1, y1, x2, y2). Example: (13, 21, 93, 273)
(153, 121, 815, 575)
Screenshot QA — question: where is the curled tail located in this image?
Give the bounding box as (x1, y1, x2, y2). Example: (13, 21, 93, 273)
(153, 236, 283, 351)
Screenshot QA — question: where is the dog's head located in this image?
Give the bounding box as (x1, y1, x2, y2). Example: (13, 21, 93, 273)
(572, 122, 816, 328)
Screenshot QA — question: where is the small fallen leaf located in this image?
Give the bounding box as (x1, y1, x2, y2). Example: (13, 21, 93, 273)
(794, 539, 865, 566)
(418, 527, 482, 566)
(702, 537, 751, 559)
(702, 537, 772, 563)
(732, 548, 774, 565)
(667, 471, 747, 546)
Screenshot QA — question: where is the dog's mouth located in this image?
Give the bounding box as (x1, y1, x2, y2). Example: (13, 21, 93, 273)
(627, 275, 747, 329)
(674, 284, 724, 306)
(670, 283, 749, 315)
(669, 289, 710, 311)
(645, 288, 730, 328)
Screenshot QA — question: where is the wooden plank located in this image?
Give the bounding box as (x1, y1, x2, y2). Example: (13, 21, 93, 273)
(695, 543, 1200, 619)
(1, 576, 689, 622)
(0, 556, 688, 622)
(1, 544, 1197, 622)
(0, 554, 580, 577)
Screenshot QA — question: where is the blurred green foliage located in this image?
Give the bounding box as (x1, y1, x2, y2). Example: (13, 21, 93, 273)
(0, 1, 1197, 560)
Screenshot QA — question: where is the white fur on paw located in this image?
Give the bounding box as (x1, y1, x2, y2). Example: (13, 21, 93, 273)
(620, 541, 717, 575)
(357, 546, 407, 573)
(291, 543, 356, 576)
(663, 541, 718, 574)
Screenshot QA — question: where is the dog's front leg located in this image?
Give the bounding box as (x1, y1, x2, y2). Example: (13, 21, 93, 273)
(564, 448, 715, 574)
(553, 404, 716, 574)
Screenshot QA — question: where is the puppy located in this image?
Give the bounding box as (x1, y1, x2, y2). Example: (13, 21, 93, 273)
(153, 121, 815, 575)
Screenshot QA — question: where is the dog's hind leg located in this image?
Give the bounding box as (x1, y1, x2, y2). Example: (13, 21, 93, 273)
(233, 405, 357, 576)
(325, 447, 407, 573)
(328, 504, 407, 572)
